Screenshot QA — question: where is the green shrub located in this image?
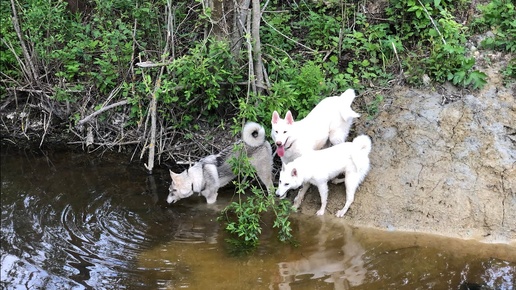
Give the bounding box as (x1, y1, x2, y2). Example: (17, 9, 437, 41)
(157, 39, 243, 128)
(219, 142, 293, 252)
(387, 0, 487, 88)
(471, 0, 516, 53)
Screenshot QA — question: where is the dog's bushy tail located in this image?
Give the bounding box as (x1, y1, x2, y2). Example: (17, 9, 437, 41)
(242, 122, 266, 147)
(351, 135, 372, 174)
(352, 134, 372, 155)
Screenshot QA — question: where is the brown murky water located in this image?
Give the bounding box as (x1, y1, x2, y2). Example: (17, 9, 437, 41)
(1, 147, 515, 289)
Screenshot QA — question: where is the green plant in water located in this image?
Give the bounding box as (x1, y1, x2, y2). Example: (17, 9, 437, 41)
(219, 140, 293, 253)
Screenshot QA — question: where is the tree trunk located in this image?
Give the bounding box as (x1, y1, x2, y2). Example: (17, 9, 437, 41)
(210, 0, 234, 41)
(231, 0, 251, 58)
(251, 0, 265, 94)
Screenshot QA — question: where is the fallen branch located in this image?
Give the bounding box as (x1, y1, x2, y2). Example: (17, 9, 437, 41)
(76, 100, 129, 127)
(67, 140, 141, 146)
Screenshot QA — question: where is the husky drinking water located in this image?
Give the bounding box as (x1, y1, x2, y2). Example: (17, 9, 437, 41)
(167, 122, 274, 204)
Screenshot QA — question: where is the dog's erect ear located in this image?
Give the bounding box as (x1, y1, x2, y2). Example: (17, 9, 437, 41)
(291, 168, 297, 177)
(170, 169, 179, 179)
(272, 111, 280, 124)
(285, 111, 294, 124)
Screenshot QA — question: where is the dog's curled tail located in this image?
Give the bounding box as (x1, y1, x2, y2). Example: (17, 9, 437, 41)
(351, 135, 372, 174)
(353, 134, 372, 155)
(242, 122, 266, 147)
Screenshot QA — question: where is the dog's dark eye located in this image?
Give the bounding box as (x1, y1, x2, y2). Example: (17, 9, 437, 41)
(283, 131, 286, 134)
(285, 183, 289, 186)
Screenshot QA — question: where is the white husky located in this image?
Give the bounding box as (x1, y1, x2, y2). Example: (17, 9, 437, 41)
(167, 122, 274, 204)
(276, 135, 372, 217)
(271, 89, 360, 165)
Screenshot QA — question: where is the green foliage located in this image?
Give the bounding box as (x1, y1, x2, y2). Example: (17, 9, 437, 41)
(471, 0, 516, 53)
(159, 40, 242, 128)
(219, 141, 293, 251)
(2, 0, 165, 104)
(366, 94, 384, 119)
(235, 60, 341, 132)
(470, 0, 515, 84)
(501, 58, 516, 84)
(297, 11, 341, 50)
(339, 14, 396, 86)
(260, 11, 296, 53)
(387, 0, 487, 88)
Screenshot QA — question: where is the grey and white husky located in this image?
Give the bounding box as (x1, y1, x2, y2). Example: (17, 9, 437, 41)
(167, 122, 274, 204)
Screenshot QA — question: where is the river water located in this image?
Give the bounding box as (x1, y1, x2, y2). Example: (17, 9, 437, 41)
(1, 147, 514, 289)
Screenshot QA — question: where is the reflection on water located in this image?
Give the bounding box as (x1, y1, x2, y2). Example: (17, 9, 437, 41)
(1, 147, 515, 289)
(277, 221, 366, 289)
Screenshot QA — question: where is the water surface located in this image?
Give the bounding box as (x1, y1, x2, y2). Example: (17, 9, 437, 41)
(1, 147, 514, 289)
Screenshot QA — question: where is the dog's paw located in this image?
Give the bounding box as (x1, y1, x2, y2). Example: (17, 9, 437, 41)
(316, 209, 325, 216)
(331, 177, 345, 184)
(205, 194, 218, 204)
(336, 209, 347, 217)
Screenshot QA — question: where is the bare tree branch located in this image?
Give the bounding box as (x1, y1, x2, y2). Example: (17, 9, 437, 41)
(76, 100, 129, 127)
(10, 0, 39, 84)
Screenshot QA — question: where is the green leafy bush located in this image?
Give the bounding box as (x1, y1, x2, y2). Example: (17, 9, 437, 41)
(471, 0, 516, 53)
(387, 0, 487, 88)
(219, 142, 293, 251)
(157, 39, 243, 128)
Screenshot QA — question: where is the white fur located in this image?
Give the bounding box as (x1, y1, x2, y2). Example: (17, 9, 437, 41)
(271, 89, 360, 165)
(276, 135, 372, 217)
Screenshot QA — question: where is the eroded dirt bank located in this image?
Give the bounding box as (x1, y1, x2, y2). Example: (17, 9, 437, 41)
(294, 55, 515, 244)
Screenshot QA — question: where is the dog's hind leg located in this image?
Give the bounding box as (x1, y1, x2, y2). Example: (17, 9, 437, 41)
(315, 182, 329, 216)
(328, 129, 347, 145)
(336, 174, 359, 217)
(292, 182, 311, 210)
(255, 163, 274, 194)
(202, 165, 220, 204)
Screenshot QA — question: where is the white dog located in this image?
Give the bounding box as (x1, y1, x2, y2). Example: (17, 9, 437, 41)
(276, 135, 372, 217)
(167, 122, 274, 204)
(271, 89, 360, 165)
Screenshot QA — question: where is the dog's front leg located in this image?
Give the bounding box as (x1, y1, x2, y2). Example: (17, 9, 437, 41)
(293, 182, 310, 210)
(203, 189, 218, 204)
(315, 182, 329, 216)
